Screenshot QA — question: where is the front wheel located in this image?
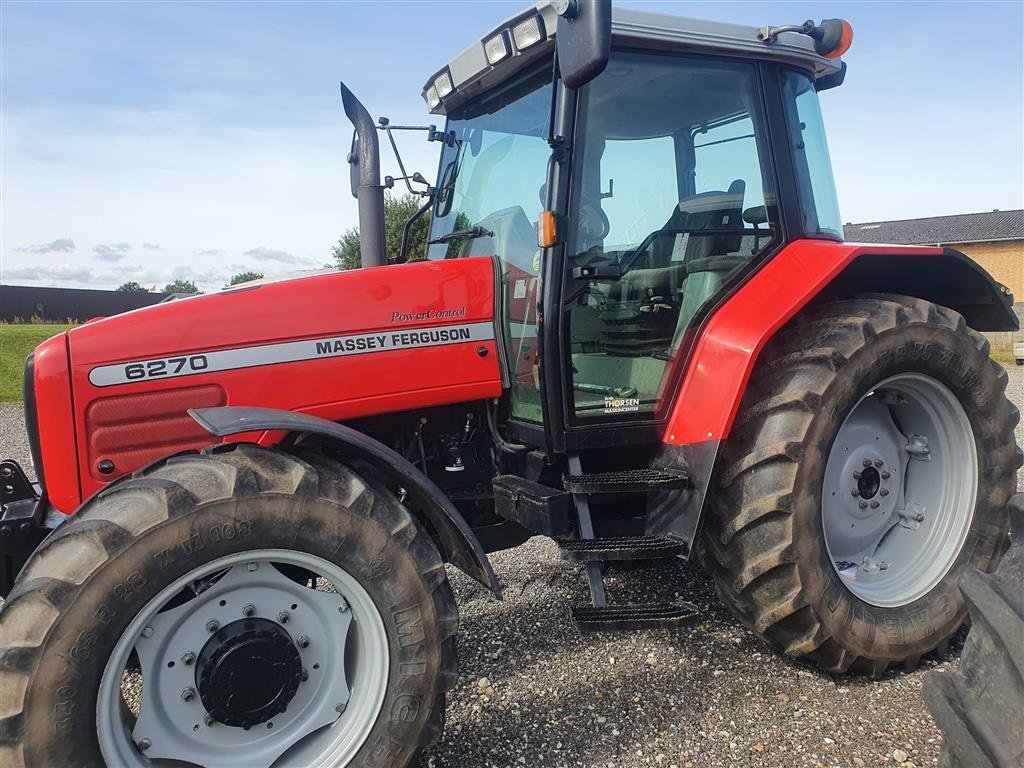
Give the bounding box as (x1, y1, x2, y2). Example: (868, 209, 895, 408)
(702, 295, 1020, 674)
(0, 445, 457, 768)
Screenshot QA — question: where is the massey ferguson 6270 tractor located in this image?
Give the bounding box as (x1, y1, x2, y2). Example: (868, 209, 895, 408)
(1, 2, 1021, 767)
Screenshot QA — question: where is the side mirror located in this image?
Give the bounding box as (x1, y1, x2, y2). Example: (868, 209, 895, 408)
(554, 0, 611, 90)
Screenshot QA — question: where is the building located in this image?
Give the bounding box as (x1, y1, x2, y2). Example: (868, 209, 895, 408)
(0, 285, 170, 323)
(844, 209, 1024, 301)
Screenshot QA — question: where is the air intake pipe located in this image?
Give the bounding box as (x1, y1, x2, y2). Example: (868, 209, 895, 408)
(340, 82, 386, 268)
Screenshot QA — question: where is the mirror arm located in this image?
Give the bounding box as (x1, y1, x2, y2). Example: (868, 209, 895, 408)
(398, 190, 436, 264)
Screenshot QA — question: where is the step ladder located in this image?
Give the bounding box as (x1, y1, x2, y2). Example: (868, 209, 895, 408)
(564, 454, 699, 632)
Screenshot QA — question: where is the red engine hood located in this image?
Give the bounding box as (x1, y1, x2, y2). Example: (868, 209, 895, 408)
(49, 258, 501, 512)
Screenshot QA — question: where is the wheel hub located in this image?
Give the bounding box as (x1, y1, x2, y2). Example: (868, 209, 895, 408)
(196, 618, 302, 728)
(857, 465, 881, 500)
(821, 374, 978, 607)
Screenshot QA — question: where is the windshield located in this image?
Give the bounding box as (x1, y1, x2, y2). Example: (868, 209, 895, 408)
(427, 67, 552, 265)
(428, 64, 553, 422)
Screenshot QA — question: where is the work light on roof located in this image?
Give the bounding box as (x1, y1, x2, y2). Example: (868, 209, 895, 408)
(512, 15, 545, 50)
(433, 70, 454, 99)
(484, 32, 511, 65)
(424, 85, 441, 110)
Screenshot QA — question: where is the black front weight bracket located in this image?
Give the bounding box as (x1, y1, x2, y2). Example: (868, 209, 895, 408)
(1, 459, 48, 598)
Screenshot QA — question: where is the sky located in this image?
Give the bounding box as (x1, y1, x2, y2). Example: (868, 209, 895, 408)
(2, 0, 1022, 291)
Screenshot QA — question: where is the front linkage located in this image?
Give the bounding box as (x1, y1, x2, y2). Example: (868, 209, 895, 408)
(0, 459, 48, 597)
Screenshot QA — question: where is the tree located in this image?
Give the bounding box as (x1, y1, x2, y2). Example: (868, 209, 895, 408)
(227, 271, 264, 287)
(163, 279, 199, 294)
(116, 281, 147, 292)
(332, 192, 431, 270)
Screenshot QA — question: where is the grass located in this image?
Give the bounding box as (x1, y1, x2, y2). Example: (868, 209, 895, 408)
(0, 325, 75, 402)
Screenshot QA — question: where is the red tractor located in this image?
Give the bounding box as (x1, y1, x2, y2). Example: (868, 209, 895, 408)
(1, 3, 1020, 766)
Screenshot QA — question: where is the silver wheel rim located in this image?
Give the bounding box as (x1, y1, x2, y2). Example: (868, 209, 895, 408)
(97, 549, 389, 767)
(822, 373, 978, 608)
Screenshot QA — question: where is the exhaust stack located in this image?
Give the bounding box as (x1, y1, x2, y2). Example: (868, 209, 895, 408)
(340, 82, 386, 268)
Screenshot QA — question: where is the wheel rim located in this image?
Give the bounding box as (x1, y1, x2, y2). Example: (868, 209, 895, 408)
(97, 549, 389, 767)
(822, 373, 978, 607)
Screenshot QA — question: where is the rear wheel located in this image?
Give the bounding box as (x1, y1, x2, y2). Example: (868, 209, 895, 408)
(924, 494, 1024, 768)
(0, 445, 457, 768)
(702, 295, 1020, 673)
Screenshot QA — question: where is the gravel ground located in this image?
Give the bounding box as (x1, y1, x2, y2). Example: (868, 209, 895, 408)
(1, 366, 1021, 768)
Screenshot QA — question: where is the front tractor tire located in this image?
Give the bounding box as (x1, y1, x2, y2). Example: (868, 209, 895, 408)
(0, 445, 458, 768)
(702, 295, 1020, 674)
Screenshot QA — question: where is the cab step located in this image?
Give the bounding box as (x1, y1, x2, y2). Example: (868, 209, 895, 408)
(560, 535, 684, 562)
(562, 468, 690, 495)
(571, 602, 699, 632)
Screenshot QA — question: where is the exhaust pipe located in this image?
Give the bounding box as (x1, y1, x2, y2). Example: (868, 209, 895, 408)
(340, 82, 386, 268)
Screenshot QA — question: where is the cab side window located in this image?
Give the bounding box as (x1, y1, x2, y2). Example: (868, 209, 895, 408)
(565, 53, 779, 422)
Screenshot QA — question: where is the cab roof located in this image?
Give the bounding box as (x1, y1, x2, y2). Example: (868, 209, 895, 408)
(423, 2, 844, 116)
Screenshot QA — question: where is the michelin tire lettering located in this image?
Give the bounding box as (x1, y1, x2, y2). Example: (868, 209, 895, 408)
(89, 321, 494, 387)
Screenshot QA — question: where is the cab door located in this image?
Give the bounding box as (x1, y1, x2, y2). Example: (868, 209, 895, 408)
(560, 51, 783, 434)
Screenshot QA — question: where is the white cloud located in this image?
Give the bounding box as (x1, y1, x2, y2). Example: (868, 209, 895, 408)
(93, 242, 132, 261)
(243, 246, 312, 265)
(4, 263, 96, 283)
(14, 238, 76, 254)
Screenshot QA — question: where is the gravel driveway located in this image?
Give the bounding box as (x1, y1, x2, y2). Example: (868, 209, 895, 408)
(2, 366, 1021, 768)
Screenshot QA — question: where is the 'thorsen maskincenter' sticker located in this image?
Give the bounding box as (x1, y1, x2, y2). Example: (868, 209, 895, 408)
(604, 395, 641, 414)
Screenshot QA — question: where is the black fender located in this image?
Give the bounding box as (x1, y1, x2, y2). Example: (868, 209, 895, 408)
(190, 405, 501, 596)
(827, 247, 1018, 332)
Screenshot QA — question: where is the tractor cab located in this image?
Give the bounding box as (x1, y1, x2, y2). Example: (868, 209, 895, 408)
(415, 2, 851, 451)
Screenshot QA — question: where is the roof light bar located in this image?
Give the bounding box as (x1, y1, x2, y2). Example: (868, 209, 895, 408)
(483, 32, 511, 65)
(512, 15, 545, 50)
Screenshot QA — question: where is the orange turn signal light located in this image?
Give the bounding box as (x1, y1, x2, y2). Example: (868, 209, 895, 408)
(539, 210, 558, 248)
(825, 19, 853, 59)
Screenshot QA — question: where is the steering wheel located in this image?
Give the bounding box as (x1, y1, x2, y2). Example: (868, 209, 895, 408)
(578, 202, 611, 243)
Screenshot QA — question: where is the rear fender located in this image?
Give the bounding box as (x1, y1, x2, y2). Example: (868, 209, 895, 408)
(649, 240, 1017, 549)
(665, 241, 1016, 447)
(190, 405, 500, 596)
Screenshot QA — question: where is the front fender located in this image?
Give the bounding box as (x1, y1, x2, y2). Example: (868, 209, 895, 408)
(190, 405, 500, 596)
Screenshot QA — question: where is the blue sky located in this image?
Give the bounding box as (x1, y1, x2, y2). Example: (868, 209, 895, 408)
(2, 0, 1022, 290)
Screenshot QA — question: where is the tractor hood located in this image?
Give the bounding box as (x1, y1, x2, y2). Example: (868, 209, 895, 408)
(37, 258, 502, 512)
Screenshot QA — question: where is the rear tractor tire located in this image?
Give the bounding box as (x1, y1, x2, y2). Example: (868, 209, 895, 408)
(0, 444, 458, 768)
(702, 294, 1020, 674)
(923, 493, 1024, 768)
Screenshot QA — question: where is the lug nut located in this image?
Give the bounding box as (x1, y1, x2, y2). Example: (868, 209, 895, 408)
(277, 611, 290, 624)
(137, 738, 152, 751)
(853, 470, 861, 480)
(301, 668, 309, 682)
(858, 500, 868, 509)
(204, 713, 215, 727)
(181, 687, 196, 702)
(851, 488, 860, 497)
(181, 652, 196, 666)
(874, 459, 883, 467)
(870, 501, 880, 509)
(206, 619, 220, 633)
(879, 488, 889, 497)
(242, 603, 256, 618)
(141, 626, 154, 639)
(336, 702, 347, 714)
(337, 596, 349, 612)
(881, 471, 891, 480)
(298, 635, 310, 649)
(862, 458, 872, 467)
